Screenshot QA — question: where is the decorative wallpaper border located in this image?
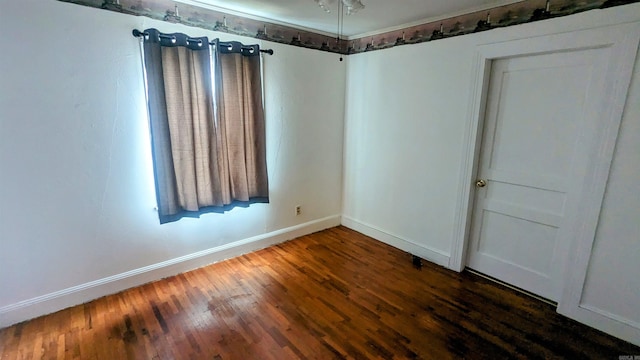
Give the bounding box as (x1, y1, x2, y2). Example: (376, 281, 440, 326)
(347, 0, 638, 54)
(58, 0, 638, 54)
(59, 0, 346, 53)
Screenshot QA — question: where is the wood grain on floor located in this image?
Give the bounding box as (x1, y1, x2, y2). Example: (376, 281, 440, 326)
(1, 226, 638, 359)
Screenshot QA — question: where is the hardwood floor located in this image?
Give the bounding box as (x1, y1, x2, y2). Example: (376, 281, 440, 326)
(1, 226, 638, 359)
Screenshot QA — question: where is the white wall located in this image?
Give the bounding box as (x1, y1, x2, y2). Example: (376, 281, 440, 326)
(0, 0, 345, 326)
(343, 3, 640, 344)
(343, 2, 639, 264)
(580, 44, 640, 326)
(342, 33, 473, 266)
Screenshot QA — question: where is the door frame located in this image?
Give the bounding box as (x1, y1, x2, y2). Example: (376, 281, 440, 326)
(448, 22, 640, 344)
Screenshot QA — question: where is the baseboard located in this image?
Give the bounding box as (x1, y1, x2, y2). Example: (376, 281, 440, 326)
(567, 304, 640, 346)
(341, 216, 450, 267)
(0, 215, 341, 328)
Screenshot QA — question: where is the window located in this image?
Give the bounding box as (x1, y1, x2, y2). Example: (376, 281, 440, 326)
(139, 28, 269, 224)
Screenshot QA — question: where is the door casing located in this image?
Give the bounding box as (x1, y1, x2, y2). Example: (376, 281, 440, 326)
(448, 22, 640, 345)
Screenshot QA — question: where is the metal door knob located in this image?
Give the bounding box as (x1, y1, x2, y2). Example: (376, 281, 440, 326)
(476, 179, 487, 188)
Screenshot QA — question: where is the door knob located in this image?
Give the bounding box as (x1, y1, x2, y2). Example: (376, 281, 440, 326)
(476, 179, 487, 188)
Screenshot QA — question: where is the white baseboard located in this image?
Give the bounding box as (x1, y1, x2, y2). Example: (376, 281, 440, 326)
(341, 216, 450, 267)
(0, 215, 341, 328)
(559, 304, 640, 347)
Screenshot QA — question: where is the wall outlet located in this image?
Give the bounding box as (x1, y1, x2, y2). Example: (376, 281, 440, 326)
(295, 205, 302, 216)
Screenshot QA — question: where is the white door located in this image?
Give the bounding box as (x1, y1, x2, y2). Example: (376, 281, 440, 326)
(466, 48, 607, 302)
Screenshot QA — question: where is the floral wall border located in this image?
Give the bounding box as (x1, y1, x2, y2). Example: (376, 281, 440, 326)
(58, 0, 638, 55)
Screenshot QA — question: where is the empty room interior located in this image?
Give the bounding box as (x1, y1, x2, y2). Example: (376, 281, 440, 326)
(1, 0, 640, 358)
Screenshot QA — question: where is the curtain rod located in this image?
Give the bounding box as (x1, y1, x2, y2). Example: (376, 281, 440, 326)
(132, 29, 274, 55)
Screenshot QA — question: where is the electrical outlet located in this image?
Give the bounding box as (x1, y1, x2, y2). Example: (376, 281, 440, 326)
(295, 205, 302, 216)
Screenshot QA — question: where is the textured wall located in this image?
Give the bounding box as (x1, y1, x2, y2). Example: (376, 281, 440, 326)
(0, 0, 345, 322)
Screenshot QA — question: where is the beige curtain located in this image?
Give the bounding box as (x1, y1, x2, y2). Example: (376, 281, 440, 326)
(213, 40, 269, 204)
(142, 29, 268, 224)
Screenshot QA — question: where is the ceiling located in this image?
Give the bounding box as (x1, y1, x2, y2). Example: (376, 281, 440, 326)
(175, 0, 523, 38)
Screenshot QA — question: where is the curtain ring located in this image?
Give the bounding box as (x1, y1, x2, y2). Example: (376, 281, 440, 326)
(186, 38, 204, 47)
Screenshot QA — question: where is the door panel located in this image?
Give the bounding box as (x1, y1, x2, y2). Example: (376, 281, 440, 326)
(467, 48, 602, 302)
(487, 65, 587, 178)
(477, 211, 557, 275)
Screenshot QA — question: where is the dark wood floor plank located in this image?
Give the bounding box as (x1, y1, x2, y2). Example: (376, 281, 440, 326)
(1, 226, 639, 359)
